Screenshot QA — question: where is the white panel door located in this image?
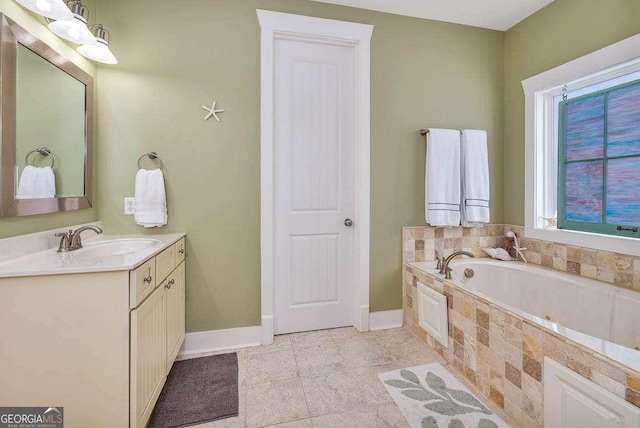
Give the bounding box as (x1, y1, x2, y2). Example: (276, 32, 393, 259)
(274, 37, 356, 334)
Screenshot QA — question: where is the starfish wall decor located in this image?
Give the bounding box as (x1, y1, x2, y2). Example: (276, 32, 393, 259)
(202, 101, 226, 122)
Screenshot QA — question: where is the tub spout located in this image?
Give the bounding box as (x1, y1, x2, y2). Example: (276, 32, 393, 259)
(440, 251, 475, 279)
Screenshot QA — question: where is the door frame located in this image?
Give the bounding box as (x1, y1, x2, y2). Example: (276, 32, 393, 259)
(257, 10, 373, 345)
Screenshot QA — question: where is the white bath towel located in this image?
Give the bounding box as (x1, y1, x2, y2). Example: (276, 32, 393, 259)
(425, 128, 461, 227)
(461, 129, 490, 226)
(16, 166, 56, 199)
(134, 169, 167, 228)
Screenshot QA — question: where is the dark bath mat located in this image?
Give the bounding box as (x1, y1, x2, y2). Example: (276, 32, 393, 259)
(148, 352, 239, 428)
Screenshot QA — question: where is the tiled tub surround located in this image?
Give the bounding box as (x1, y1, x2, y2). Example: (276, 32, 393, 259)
(402, 225, 506, 263)
(403, 263, 640, 428)
(404, 224, 640, 293)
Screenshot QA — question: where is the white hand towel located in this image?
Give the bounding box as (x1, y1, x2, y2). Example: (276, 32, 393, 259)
(461, 130, 490, 226)
(16, 166, 56, 199)
(134, 169, 167, 228)
(425, 128, 461, 227)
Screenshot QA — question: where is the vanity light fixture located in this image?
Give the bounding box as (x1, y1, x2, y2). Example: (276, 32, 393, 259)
(47, 0, 96, 45)
(13, 0, 73, 21)
(77, 24, 117, 65)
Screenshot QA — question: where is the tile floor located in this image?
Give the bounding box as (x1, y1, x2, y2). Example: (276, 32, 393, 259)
(183, 327, 514, 428)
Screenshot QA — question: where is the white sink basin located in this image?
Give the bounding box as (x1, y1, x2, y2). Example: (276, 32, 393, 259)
(73, 238, 162, 259)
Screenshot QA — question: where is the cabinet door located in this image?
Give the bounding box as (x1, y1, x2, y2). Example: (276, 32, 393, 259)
(166, 261, 186, 371)
(131, 286, 167, 428)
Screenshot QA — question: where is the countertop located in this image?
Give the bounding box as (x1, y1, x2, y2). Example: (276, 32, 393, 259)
(0, 233, 186, 279)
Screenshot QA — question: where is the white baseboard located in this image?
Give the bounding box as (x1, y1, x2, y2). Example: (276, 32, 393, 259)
(369, 309, 403, 331)
(261, 315, 274, 345)
(179, 310, 403, 357)
(356, 304, 370, 332)
(178, 325, 262, 357)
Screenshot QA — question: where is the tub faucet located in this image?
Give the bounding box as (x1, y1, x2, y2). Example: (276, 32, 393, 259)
(440, 251, 475, 279)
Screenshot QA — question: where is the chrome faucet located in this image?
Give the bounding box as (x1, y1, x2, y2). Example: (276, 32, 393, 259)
(440, 250, 475, 279)
(56, 226, 103, 252)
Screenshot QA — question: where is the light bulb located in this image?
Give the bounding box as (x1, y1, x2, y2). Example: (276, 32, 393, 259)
(48, 13, 97, 45)
(14, 0, 73, 20)
(36, 0, 51, 12)
(77, 37, 117, 65)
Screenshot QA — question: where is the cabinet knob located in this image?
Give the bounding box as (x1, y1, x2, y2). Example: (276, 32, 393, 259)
(143, 276, 152, 284)
(165, 279, 175, 289)
(179, 248, 185, 254)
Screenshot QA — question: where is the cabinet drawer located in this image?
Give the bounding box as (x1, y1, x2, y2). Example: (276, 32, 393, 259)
(130, 258, 156, 309)
(176, 237, 186, 264)
(156, 244, 177, 284)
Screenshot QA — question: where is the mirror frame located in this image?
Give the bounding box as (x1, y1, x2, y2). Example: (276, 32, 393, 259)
(0, 14, 93, 218)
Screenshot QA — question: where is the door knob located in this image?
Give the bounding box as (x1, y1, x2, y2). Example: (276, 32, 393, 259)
(344, 218, 354, 227)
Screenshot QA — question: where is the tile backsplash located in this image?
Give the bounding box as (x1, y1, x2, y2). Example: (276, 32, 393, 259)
(509, 225, 640, 292)
(402, 225, 505, 263)
(403, 224, 640, 293)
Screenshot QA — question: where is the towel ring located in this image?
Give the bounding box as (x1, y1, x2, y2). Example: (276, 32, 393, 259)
(25, 147, 55, 168)
(137, 152, 163, 170)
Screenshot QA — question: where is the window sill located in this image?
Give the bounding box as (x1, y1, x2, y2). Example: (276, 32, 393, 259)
(525, 225, 640, 257)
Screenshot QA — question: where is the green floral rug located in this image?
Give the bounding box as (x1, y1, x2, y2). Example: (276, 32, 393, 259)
(378, 363, 510, 428)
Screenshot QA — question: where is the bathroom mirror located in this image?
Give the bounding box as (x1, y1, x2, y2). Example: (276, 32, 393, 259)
(0, 14, 93, 218)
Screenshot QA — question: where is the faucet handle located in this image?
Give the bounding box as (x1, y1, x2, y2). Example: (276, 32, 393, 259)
(435, 257, 442, 270)
(445, 267, 452, 280)
(55, 230, 72, 253)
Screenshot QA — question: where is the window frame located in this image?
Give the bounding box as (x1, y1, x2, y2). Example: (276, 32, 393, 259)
(522, 32, 640, 257)
(557, 79, 640, 239)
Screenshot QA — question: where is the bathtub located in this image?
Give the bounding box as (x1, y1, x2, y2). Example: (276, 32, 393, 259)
(409, 259, 640, 373)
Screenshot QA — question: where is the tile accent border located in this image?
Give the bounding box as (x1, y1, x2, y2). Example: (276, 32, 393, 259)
(403, 264, 640, 428)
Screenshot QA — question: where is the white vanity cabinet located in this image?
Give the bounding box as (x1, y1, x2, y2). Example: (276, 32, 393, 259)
(0, 235, 186, 428)
(131, 254, 186, 428)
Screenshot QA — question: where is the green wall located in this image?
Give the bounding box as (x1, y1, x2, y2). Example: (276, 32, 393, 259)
(503, 0, 640, 225)
(95, 0, 504, 333)
(0, 0, 98, 238)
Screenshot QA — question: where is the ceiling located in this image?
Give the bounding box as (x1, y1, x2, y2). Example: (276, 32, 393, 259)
(310, 0, 555, 31)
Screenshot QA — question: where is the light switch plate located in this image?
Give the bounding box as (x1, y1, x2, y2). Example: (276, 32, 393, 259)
(124, 197, 135, 215)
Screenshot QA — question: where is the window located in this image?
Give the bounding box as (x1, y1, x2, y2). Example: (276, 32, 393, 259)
(557, 78, 640, 238)
(522, 33, 640, 256)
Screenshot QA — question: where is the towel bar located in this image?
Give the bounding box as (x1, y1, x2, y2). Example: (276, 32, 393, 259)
(419, 129, 464, 136)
